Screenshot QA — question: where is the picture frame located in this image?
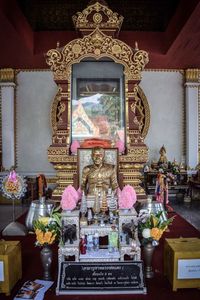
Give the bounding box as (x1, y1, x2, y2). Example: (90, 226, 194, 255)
(71, 78, 125, 144)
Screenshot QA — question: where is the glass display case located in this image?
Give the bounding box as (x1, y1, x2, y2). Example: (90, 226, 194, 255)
(71, 61, 125, 146)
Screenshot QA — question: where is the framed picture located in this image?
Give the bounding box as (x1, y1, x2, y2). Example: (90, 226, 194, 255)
(77, 148, 118, 187)
(71, 78, 125, 145)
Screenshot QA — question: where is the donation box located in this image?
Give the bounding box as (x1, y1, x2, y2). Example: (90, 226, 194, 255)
(164, 238, 200, 291)
(0, 240, 22, 295)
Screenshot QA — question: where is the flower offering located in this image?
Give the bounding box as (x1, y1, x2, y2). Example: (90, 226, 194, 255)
(33, 207, 61, 247)
(138, 210, 174, 245)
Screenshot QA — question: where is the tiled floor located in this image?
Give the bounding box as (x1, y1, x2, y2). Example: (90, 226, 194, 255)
(0, 198, 200, 232)
(169, 197, 200, 231)
(0, 203, 29, 232)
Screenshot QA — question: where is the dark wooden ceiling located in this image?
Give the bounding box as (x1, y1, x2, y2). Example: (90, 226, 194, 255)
(1, 0, 200, 68)
(17, 0, 180, 32)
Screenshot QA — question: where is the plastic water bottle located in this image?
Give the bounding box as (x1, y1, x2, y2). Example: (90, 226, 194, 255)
(80, 235, 87, 254)
(93, 232, 99, 251)
(87, 234, 94, 251)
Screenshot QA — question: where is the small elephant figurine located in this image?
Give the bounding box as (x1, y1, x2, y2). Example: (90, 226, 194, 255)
(63, 224, 77, 244)
(122, 222, 135, 239)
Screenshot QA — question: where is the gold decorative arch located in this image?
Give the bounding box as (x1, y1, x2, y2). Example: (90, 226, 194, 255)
(46, 1, 150, 201)
(46, 28, 148, 82)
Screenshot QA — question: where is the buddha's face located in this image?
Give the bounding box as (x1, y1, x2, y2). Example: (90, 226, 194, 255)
(92, 149, 104, 166)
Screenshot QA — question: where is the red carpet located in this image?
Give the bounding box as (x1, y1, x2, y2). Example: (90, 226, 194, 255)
(1, 212, 200, 300)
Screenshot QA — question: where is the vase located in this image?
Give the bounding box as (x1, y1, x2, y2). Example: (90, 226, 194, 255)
(143, 242, 155, 278)
(40, 245, 53, 280)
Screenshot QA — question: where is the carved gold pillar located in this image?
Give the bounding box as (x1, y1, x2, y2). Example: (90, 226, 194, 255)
(119, 81, 148, 199)
(48, 80, 76, 199)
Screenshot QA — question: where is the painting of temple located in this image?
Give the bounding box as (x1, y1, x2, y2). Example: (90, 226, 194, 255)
(72, 92, 125, 143)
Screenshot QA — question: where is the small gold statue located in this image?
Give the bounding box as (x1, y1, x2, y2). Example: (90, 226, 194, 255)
(81, 147, 118, 196)
(158, 145, 168, 165)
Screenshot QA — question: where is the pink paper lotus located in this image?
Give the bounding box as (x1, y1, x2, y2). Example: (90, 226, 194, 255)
(8, 170, 17, 183)
(118, 185, 137, 209)
(77, 187, 82, 202)
(115, 140, 125, 153)
(61, 185, 79, 211)
(70, 140, 80, 154)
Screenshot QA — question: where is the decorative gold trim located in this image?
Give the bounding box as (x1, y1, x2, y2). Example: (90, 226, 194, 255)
(48, 147, 68, 155)
(72, 1, 124, 32)
(0, 68, 15, 82)
(15, 68, 184, 73)
(46, 2, 149, 200)
(46, 28, 149, 81)
(185, 69, 200, 82)
(125, 81, 129, 147)
(129, 85, 150, 138)
(46, 177, 57, 184)
(138, 86, 150, 138)
(144, 69, 184, 73)
(51, 86, 62, 134)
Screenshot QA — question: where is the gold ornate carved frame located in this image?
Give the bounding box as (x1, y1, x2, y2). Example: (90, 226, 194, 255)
(46, 1, 150, 200)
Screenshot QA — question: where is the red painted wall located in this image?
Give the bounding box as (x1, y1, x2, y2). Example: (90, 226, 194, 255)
(0, 0, 200, 69)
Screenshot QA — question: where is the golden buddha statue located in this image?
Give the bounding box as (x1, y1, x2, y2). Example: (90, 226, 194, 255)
(158, 145, 168, 165)
(81, 147, 118, 196)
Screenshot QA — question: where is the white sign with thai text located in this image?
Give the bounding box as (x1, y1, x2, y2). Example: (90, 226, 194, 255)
(178, 259, 200, 279)
(0, 261, 4, 281)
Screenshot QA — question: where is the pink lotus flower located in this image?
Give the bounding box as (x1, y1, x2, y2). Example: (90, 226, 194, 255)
(61, 185, 79, 211)
(118, 185, 137, 209)
(70, 140, 80, 154)
(8, 170, 17, 183)
(115, 139, 125, 153)
(77, 187, 82, 201)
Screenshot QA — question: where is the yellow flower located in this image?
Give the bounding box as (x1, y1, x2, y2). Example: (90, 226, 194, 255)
(35, 228, 42, 235)
(38, 217, 50, 226)
(151, 227, 163, 241)
(36, 231, 45, 245)
(43, 231, 52, 243)
(49, 234, 56, 244)
(151, 215, 159, 227)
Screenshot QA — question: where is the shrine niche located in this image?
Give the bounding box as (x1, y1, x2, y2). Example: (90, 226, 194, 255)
(46, 1, 150, 201)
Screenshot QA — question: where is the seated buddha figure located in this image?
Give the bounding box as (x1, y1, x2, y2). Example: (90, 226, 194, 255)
(158, 145, 168, 165)
(81, 147, 118, 196)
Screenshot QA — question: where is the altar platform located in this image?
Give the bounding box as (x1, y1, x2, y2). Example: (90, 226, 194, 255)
(1, 212, 200, 300)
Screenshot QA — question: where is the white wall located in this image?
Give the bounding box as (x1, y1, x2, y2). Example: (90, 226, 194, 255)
(141, 70, 184, 164)
(16, 71, 57, 174)
(15, 69, 184, 174)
